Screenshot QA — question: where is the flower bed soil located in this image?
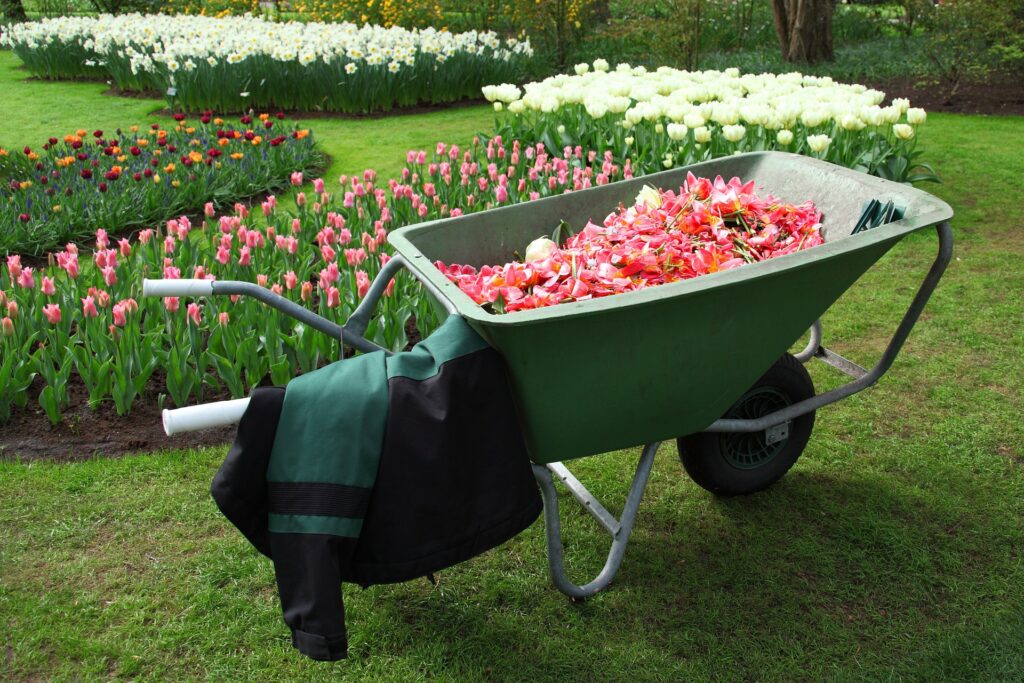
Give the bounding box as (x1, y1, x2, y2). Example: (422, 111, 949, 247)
(0, 372, 234, 463)
(873, 76, 1024, 116)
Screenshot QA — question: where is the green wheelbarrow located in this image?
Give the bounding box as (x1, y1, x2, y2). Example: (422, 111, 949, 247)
(146, 151, 954, 601)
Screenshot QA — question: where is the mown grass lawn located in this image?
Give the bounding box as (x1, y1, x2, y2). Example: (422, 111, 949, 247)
(1, 50, 1023, 681)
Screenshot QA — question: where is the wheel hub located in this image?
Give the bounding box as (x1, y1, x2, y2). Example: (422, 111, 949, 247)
(718, 386, 791, 469)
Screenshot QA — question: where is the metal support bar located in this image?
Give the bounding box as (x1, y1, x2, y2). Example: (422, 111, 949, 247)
(546, 462, 621, 536)
(532, 442, 660, 600)
(705, 220, 953, 433)
(815, 346, 868, 379)
(793, 319, 822, 364)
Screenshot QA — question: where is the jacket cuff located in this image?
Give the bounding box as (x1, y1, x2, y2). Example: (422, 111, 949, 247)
(290, 628, 348, 661)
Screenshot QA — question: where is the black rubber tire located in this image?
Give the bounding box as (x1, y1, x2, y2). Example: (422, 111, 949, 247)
(677, 353, 815, 496)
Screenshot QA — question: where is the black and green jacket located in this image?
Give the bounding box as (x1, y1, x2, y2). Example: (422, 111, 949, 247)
(212, 316, 541, 661)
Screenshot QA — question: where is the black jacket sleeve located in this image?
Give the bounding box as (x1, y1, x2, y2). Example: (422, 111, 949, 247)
(268, 533, 357, 661)
(210, 387, 285, 558)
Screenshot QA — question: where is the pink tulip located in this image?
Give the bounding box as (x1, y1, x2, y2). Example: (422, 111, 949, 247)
(138, 229, 154, 244)
(356, 271, 370, 298)
(314, 178, 325, 193)
(1, 317, 12, 337)
(6, 301, 17, 318)
(218, 311, 230, 326)
(238, 246, 251, 266)
(81, 296, 99, 318)
(300, 281, 312, 302)
(164, 235, 176, 254)
(186, 302, 201, 325)
(102, 267, 117, 287)
(204, 202, 216, 217)
(216, 246, 231, 265)
(257, 274, 269, 287)
(270, 283, 283, 296)
(296, 192, 306, 207)
(43, 303, 61, 324)
(5, 255, 22, 281)
(112, 303, 127, 327)
(17, 267, 35, 289)
(291, 218, 301, 234)
(284, 271, 298, 290)
(164, 296, 179, 313)
(326, 286, 341, 308)
(119, 238, 132, 258)
(95, 228, 109, 249)
(41, 276, 56, 296)
(290, 171, 303, 186)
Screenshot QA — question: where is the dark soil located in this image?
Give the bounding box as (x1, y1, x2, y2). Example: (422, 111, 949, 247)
(0, 372, 235, 463)
(146, 96, 488, 120)
(871, 75, 1024, 116)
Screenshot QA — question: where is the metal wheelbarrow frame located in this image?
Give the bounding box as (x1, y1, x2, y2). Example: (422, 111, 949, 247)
(144, 152, 953, 600)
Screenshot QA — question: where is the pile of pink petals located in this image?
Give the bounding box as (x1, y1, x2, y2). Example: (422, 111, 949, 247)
(436, 172, 824, 313)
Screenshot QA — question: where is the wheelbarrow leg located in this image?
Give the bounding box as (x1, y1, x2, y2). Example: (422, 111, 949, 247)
(532, 442, 660, 600)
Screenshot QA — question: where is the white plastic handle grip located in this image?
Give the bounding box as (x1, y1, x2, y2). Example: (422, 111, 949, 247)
(142, 278, 214, 298)
(162, 397, 250, 436)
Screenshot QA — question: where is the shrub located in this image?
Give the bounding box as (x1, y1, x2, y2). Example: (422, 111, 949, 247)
(920, 0, 1024, 90)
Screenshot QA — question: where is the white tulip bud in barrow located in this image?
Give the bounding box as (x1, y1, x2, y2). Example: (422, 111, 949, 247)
(892, 124, 915, 140)
(524, 237, 558, 262)
(636, 185, 663, 209)
(906, 107, 927, 125)
(777, 129, 794, 146)
(807, 134, 832, 154)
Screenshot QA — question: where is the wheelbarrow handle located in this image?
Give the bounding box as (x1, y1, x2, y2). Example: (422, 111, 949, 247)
(144, 255, 459, 435)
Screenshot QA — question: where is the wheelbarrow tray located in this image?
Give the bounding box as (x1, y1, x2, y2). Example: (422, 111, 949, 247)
(389, 152, 953, 464)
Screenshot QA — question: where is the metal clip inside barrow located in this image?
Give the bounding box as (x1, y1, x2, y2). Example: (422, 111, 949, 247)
(143, 220, 952, 601)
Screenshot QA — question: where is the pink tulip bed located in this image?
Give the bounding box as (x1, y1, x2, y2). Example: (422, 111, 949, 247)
(0, 113, 323, 256)
(437, 174, 824, 313)
(0, 136, 638, 428)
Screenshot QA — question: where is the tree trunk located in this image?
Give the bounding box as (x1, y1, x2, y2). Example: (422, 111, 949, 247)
(770, 0, 834, 64)
(2, 0, 28, 21)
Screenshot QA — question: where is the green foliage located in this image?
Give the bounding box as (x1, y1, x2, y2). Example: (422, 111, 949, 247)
(920, 0, 1024, 87)
(0, 114, 323, 256)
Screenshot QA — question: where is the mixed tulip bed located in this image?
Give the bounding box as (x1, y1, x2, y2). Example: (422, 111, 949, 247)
(485, 62, 937, 185)
(0, 136, 639, 426)
(437, 175, 824, 313)
(0, 113, 323, 256)
(1, 14, 535, 113)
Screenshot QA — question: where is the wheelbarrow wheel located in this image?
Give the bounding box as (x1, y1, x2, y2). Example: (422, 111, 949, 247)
(677, 353, 815, 496)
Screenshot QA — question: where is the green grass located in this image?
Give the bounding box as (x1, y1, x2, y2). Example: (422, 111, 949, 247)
(2, 49, 1024, 681)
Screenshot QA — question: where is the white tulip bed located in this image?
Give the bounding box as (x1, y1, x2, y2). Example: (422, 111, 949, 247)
(2, 14, 535, 113)
(485, 61, 936, 183)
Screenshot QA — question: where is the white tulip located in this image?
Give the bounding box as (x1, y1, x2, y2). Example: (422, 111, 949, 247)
(722, 124, 746, 143)
(666, 123, 688, 141)
(694, 126, 711, 143)
(524, 237, 558, 262)
(807, 134, 831, 153)
(892, 124, 914, 140)
(635, 185, 662, 208)
(777, 129, 794, 145)
(906, 107, 927, 125)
